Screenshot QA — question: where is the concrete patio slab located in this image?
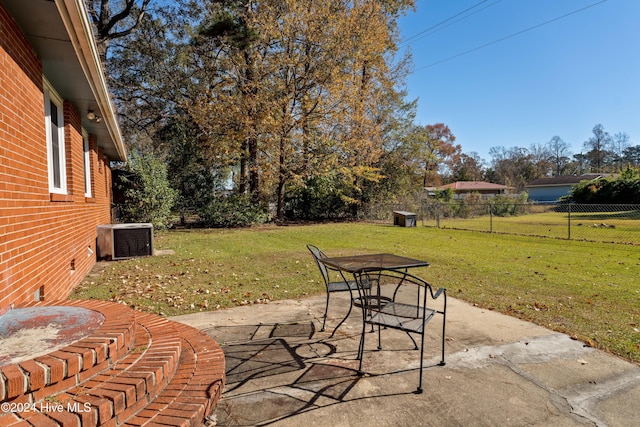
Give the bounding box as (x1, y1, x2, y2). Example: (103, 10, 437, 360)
(172, 292, 640, 427)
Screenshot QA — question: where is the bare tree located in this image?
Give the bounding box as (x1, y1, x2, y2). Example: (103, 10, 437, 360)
(450, 151, 485, 182)
(622, 145, 640, 168)
(86, 0, 153, 63)
(489, 146, 536, 192)
(546, 136, 572, 176)
(583, 124, 612, 172)
(611, 132, 630, 171)
(529, 143, 553, 178)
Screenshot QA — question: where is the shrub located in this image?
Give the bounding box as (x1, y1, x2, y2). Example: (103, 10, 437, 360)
(116, 152, 177, 230)
(565, 166, 640, 204)
(433, 187, 454, 202)
(199, 194, 271, 228)
(491, 192, 529, 216)
(284, 176, 353, 220)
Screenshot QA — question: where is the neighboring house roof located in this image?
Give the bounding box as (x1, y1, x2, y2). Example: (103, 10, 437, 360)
(526, 174, 610, 188)
(2, 0, 126, 161)
(436, 181, 511, 192)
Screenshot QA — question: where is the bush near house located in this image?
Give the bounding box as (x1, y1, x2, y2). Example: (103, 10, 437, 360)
(199, 194, 271, 228)
(563, 166, 640, 204)
(116, 152, 177, 230)
(429, 191, 529, 219)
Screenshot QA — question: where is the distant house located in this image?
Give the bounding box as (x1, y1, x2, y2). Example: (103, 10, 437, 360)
(1, 0, 126, 312)
(427, 181, 513, 199)
(526, 174, 610, 202)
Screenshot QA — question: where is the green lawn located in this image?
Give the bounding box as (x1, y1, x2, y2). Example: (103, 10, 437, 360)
(71, 223, 640, 364)
(427, 209, 640, 243)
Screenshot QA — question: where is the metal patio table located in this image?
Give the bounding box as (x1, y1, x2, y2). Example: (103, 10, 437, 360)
(320, 253, 429, 275)
(319, 253, 430, 333)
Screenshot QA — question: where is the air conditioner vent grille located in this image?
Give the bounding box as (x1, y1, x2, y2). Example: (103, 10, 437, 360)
(97, 223, 154, 260)
(113, 228, 153, 258)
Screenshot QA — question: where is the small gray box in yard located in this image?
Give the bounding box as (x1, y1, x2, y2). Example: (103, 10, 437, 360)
(393, 211, 416, 227)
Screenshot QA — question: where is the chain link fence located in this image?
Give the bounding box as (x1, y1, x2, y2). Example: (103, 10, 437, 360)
(361, 202, 640, 245)
(358, 202, 423, 222)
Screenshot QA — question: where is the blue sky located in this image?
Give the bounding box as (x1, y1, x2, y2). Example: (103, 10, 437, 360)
(397, 0, 640, 164)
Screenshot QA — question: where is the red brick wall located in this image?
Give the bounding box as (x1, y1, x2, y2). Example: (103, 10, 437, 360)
(0, 5, 115, 312)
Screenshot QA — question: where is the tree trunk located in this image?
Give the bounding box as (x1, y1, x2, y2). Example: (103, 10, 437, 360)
(239, 140, 248, 194)
(249, 135, 259, 204)
(240, 51, 260, 203)
(276, 137, 286, 221)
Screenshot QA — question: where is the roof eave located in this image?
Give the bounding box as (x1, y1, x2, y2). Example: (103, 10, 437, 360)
(2, 0, 126, 161)
(57, 0, 127, 161)
(526, 183, 575, 188)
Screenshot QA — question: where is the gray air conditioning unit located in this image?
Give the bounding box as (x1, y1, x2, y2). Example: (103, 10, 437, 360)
(97, 223, 154, 260)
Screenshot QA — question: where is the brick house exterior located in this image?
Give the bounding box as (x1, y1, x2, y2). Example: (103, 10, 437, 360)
(0, 0, 126, 313)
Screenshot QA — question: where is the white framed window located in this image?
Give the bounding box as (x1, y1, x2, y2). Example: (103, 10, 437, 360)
(44, 80, 67, 194)
(83, 130, 92, 197)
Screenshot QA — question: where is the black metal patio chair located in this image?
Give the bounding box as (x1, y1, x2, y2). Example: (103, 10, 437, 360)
(307, 245, 371, 336)
(353, 269, 447, 394)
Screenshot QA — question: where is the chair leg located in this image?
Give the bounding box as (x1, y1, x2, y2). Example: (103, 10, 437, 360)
(416, 329, 426, 394)
(366, 286, 375, 333)
(406, 332, 418, 350)
(321, 293, 330, 332)
(357, 321, 367, 376)
(439, 312, 447, 366)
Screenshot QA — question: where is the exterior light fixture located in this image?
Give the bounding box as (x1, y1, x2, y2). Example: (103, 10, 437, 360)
(87, 110, 96, 120)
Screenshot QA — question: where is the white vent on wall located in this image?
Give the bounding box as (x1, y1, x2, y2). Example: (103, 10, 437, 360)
(96, 223, 154, 260)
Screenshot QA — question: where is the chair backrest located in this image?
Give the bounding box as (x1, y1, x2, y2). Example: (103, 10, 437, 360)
(356, 270, 445, 315)
(307, 244, 330, 285)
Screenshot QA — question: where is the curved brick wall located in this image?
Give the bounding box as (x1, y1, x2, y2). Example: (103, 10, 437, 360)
(0, 300, 225, 426)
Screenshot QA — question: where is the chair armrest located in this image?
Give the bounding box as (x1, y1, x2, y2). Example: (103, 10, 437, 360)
(433, 287, 446, 299)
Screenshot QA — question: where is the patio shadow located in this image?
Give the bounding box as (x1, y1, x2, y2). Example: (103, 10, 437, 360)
(203, 321, 418, 426)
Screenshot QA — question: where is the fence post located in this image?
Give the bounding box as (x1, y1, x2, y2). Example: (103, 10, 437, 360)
(489, 202, 493, 233)
(567, 204, 571, 240)
(436, 202, 441, 228)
